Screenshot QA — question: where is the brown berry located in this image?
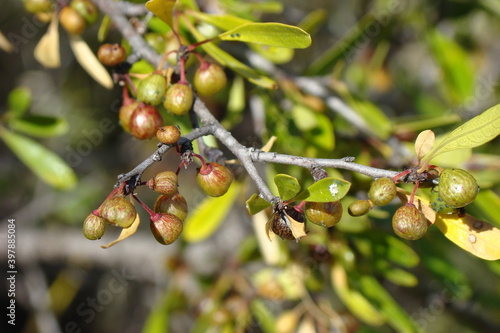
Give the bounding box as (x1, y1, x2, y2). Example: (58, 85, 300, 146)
(164, 83, 193, 116)
(147, 171, 178, 196)
(97, 43, 126, 66)
(82, 213, 106, 240)
(59, 6, 86, 35)
(196, 162, 233, 197)
(156, 125, 180, 145)
(304, 201, 343, 227)
(392, 204, 428, 240)
(348, 200, 373, 216)
(137, 73, 166, 106)
(270, 206, 305, 240)
(154, 192, 188, 221)
(368, 177, 397, 206)
(193, 62, 227, 96)
(129, 104, 164, 140)
(150, 213, 183, 245)
(438, 168, 479, 208)
(100, 195, 136, 228)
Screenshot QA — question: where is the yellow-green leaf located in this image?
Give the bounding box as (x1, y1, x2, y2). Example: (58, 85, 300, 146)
(187, 11, 250, 31)
(34, 17, 60, 68)
(7, 87, 32, 118)
(8, 115, 68, 138)
(414, 129, 435, 164)
(420, 104, 500, 170)
(294, 177, 351, 202)
(0, 127, 77, 189)
(434, 213, 500, 261)
(218, 23, 311, 49)
(101, 213, 141, 248)
(274, 174, 301, 201)
(145, 0, 177, 28)
(183, 182, 241, 242)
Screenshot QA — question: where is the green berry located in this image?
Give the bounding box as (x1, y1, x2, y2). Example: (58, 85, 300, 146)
(150, 213, 183, 245)
(154, 192, 188, 222)
(392, 204, 428, 240)
(347, 200, 373, 217)
(304, 201, 343, 227)
(70, 0, 98, 25)
(193, 62, 227, 96)
(82, 213, 106, 240)
(163, 83, 193, 116)
(137, 73, 167, 106)
(429, 186, 458, 214)
(368, 177, 397, 206)
(147, 171, 178, 196)
(100, 196, 136, 228)
(438, 168, 479, 208)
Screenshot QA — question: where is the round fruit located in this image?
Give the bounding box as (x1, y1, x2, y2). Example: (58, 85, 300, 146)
(429, 186, 458, 214)
(193, 62, 227, 96)
(100, 195, 136, 228)
(82, 213, 106, 240)
(438, 168, 479, 208)
(154, 192, 188, 221)
(97, 43, 127, 66)
(147, 171, 178, 196)
(70, 0, 98, 25)
(164, 83, 193, 116)
(305, 201, 343, 227)
(23, 0, 53, 14)
(119, 100, 139, 133)
(368, 177, 397, 206)
(164, 32, 194, 66)
(150, 213, 183, 245)
(392, 204, 428, 240)
(129, 104, 164, 140)
(137, 73, 166, 106)
(59, 6, 86, 35)
(196, 162, 233, 197)
(144, 32, 167, 54)
(347, 200, 373, 217)
(156, 125, 180, 145)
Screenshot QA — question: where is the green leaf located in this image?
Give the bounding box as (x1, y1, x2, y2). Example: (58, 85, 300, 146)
(218, 23, 311, 49)
(249, 43, 294, 64)
(187, 12, 251, 31)
(7, 87, 31, 118)
(145, 0, 177, 28)
(420, 104, 500, 168)
(246, 193, 272, 215)
(304, 112, 335, 151)
(375, 261, 418, 287)
(250, 299, 277, 333)
(383, 235, 420, 268)
(8, 115, 68, 138)
(274, 174, 301, 201)
(0, 128, 77, 189)
(294, 177, 351, 202)
(183, 182, 241, 242)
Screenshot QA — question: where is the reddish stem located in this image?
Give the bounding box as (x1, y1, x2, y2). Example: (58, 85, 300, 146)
(392, 169, 411, 183)
(408, 180, 420, 205)
(192, 153, 207, 167)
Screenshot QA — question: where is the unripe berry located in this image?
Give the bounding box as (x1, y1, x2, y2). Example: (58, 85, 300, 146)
(97, 43, 126, 66)
(392, 204, 428, 240)
(368, 177, 397, 206)
(82, 213, 106, 240)
(147, 171, 178, 196)
(156, 125, 180, 145)
(193, 62, 227, 96)
(59, 6, 86, 35)
(164, 83, 193, 116)
(100, 195, 136, 228)
(305, 201, 343, 227)
(164, 32, 194, 67)
(129, 104, 164, 140)
(137, 73, 166, 106)
(154, 192, 188, 221)
(430, 186, 458, 214)
(144, 32, 167, 54)
(23, 0, 53, 14)
(70, 0, 98, 25)
(118, 100, 139, 133)
(438, 168, 479, 208)
(196, 162, 233, 197)
(150, 213, 183, 245)
(348, 200, 373, 217)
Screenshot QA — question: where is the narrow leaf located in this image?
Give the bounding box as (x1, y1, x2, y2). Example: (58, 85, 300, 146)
(145, 0, 177, 28)
(434, 213, 500, 261)
(68, 35, 113, 89)
(7, 87, 32, 118)
(294, 177, 351, 202)
(274, 174, 301, 201)
(101, 213, 141, 248)
(219, 23, 311, 49)
(187, 11, 250, 31)
(420, 104, 500, 169)
(414, 129, 435, 163)
(250, 300, 277, 333)
(183, 182, 241, 242)
(8, 115, 68, 138)
(0, 128, 77, 189)
(34, 17, 60, 68)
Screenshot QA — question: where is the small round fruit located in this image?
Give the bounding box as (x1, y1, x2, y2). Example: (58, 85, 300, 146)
(82, 213, 106, 240)
(305, 201, 343, 227)
(144, 32, 167, 54)
(438, 168, 479, 208)
(147, 171, 178, 196)
(23, 0, 53, 14)
(165, 32, 194, 67)
(70, 0, 98, 25)
(137, 73, 166, 106)
(348, 200, 373, 217)
(129, 104, 164, 140)
(100, 195, 136, 228)
(119, 100, 139, 133)
(193, 62, 227, 96)
(392, 204, 428, 240)
(368, 177, 397, 206)
(430, 186, 458, 214)
(196, 162, 233, 197)
(150, 213, 183, 245)
(97, 43, 126, 66)
(156, 125, 180, 145)
(59, 6, 86, 35)
(164, 83, 193, 116)
(154, 193, 188, 221)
